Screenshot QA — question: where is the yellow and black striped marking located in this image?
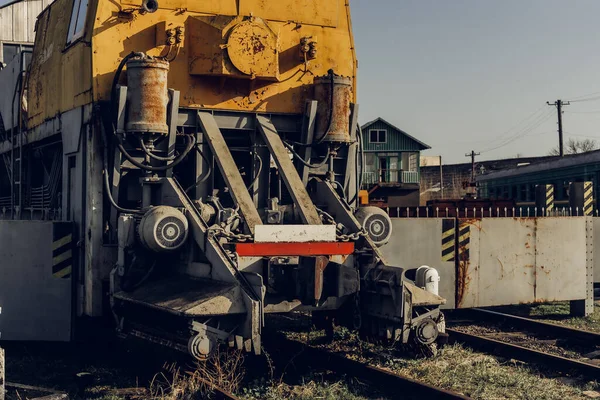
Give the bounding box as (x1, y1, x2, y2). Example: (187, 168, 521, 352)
(457, 222, 470, 260)
(584, 181, 594, 216)
(441, 219, 455, 262)
(545, 184, 554, 213)
(52, 224, 73, 279)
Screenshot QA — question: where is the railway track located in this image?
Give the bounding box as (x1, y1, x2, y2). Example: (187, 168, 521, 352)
(264, 332, 471, 400)
(196, 377, 241, 400)
(464, 308, 600, 345)
(446, 308, 600, 380)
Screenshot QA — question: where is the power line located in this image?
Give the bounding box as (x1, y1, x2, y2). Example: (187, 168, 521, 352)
(566, 90, 600, 101)
(480, 109, 555, 153)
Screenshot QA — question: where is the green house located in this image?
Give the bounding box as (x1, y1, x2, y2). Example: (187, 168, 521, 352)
(361, 118, 430, 207)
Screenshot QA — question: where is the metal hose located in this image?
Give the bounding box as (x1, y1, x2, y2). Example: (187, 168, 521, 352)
(284, 140, 330, 169)
(101, 124, 143, 214)
(116, 132, 196, 172)
(138, 136, 176, 161)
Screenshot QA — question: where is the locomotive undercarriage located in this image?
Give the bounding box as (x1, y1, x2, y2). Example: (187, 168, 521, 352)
(102, 69, 446, 359)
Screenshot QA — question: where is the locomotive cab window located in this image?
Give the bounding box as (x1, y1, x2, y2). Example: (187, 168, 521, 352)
(66, 0, 89, 45)
(370, 129, 387, 143)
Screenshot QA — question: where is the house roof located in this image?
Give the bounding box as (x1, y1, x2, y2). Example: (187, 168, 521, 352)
(361, 117, 431, 150)
(476, 150, 600, 182)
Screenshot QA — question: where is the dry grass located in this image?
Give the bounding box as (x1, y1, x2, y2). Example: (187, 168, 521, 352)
(239, 374, 380, 400)
(389, 344, 599, 400)
(280, 321, 599, 400)
(150, 348, 245, 399)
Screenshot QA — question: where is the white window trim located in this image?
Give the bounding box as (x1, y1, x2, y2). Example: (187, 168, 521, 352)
(369, 129, 387, 144)
(66, 0, 88, 46)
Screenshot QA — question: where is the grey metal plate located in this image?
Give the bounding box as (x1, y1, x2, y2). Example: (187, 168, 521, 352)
(380, 218, 456, 309)
(114, 276, 245, 316)
(0, 221, 72, 341)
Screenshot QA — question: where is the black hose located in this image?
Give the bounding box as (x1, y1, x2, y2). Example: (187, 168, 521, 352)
(138, 136, 176, 161)
(348, 123, 364, 206)
(111, 52, 144, 123)
(116, 132, 196, 172)
(315, 69, 336, 145)
(284, 141, 330, 169)
(185, 146, 213, 194)
(101, 125, 143, 214)
(247, 153, 263, 191)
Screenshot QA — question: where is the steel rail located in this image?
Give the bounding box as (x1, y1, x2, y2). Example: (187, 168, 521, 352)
(196, 377, 241, 400)
(266, 333, 471, 400)
(464, 308, 600, 345)
(446, 328, 600, 380)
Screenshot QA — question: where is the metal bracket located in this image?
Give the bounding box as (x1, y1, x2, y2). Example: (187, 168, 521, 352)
(197, 111, 263, 234)
(257, 115, 321, 225)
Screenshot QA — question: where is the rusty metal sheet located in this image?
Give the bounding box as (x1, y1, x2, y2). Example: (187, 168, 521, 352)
(238, 0, 340, 28)
(458, 218, 537, 308)
(594, 218, 600, 283)
(380, 218, 456, 309)
(458, 217, 589, 308)
(535, 217, 587, 302)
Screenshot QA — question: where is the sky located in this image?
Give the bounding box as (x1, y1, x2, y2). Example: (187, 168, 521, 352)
(4, 0, 600, 163)
(351, 0, 600, 163)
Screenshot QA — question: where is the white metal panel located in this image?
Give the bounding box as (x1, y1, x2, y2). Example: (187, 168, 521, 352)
(11, 0, 27, 42)
(460, 218, 537, 308)
(594, 217, 600, 283)
(0, 6, 14, 42)
(535, 218, 587, 301)
(254, 225, 336, 243)
(26, 0, 42, 41)
(381, 218, 457, 309)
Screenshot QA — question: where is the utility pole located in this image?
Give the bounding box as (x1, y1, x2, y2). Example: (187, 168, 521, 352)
(465, 151, 480, 182)
(547, 99, 570, 157)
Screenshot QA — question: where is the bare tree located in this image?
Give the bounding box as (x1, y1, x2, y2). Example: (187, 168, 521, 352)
(548, 138, 599, 155)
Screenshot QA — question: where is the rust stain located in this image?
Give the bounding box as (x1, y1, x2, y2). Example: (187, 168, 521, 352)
(456, 245, 471, 308)
(525, 242, 531, 249)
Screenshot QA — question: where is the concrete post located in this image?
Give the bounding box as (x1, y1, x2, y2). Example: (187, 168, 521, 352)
(535, 184, 554, 216)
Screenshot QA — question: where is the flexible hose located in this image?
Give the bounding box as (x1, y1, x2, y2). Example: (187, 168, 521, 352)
(138, 137, 176, 161)
(348, 123, 364, 206)
(185, 146, 213, 194)
(101, 125, 143, 214)
(116, 132, 196, 172)
(111, 52, 144, 123)
(284, 141, 330, 169)
(247, 153, 263, 191)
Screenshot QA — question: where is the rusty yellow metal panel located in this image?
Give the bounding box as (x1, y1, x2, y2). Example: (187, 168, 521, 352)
(239, 0, 340, 27)
(26, 0, 93, 129)
(120, 0, 238, 16)
(26, 0, 356, 128)
(90, 0, 356, 114)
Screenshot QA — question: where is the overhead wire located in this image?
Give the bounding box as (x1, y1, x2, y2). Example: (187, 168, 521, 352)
(480, 109, 555, 153)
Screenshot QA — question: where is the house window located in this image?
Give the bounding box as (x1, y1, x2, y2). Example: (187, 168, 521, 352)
(408, 153, 418, 172)
(369, 129, 387, 143)
(66, 0, 89, 45)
